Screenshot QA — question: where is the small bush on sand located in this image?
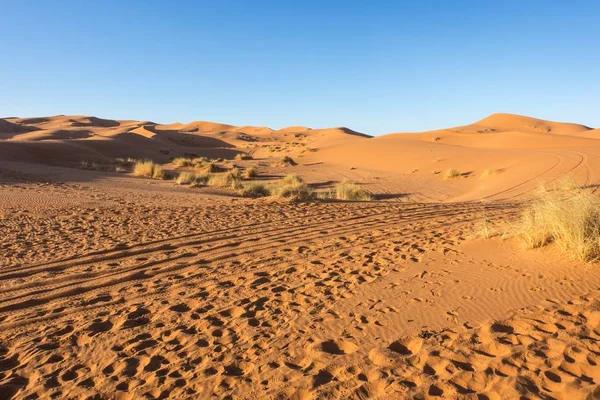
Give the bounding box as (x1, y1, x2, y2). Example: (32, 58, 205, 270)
(194, 171, 212, 185)
(335, 180, 373, 201)
(192, 157, 209, 167)
(481, 168, 501, 178)
(151, 165, 166, 179)
(235, 153, 253, 160)
(208, 172, 241, 189)
(242, 167, 257, 179)
(133, 160, 166, 179)
(197, 161, 218, 173)
(176, 172, 196, 185)
(516, 189, 600, 261)
(270, 174, 312, 201)
(239, 182, 271, 198)
(133, 160, 155, 177)
(80, 161, 111, 172)
(115, 157, 136, 172)
(228, 168, 241, 180)
(551, 175, 580, 192)
(281, 156, 297, 166)
(173, 157, 194, 167)
(445, 168, 461, 179)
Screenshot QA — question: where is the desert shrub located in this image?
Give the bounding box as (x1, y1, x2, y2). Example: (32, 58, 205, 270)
(281, 156, 297, 166)
(516, 189, 600, 261)
(242, 167, 257, 179)
(115, 157, 136, 172)
(176, 172, 196, 185)
(80, 161, 111, 171)
(133, 160, 155, 177)
(445, 168, 461, 179)
(208, 172, 241, 189)
(235, 153, 253, 160)
(317, 189, 335, 200)
(173, 157, 194, 167)
(227, 168, 241, 180)
(196, 161, 217, 173)
(194, 171, 212, 185)
(270, 174, 312, 201)
(551, 175, 580, 192)
(151, 165, 166, 179)
(191, 157, 209, 167)
(239, 182, 271, 198)
(133, 160, 166, 179)
(335, 180, 373, 201)
(481, 168, 501, 178)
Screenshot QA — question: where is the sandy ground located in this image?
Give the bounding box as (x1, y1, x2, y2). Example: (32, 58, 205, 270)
(1, 114, 600, 399)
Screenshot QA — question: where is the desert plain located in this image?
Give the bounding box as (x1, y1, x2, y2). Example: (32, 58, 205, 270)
(1, 113, 600, 399)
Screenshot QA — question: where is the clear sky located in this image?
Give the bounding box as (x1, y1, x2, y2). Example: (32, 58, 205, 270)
(1, 1, 599, 135)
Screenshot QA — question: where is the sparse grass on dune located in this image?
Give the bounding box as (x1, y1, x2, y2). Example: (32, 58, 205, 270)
(133, 160, 167, 180)
(516, 186, 600, 261)
(445, 168, 461, 179)
(115, 157, 136, 172)
(334, 180, 373, 201)
(175, 172, 196, 185)
(208, 172, 241, 189)
(172, 157, 194, 167)
(239, 182, 271, 198)
(235, 153, 253, 160)
(269, 174, 313, 201)
(242, 167, 257, 179)
(80, 161, 111, 172)
(481, 168, 501, 178)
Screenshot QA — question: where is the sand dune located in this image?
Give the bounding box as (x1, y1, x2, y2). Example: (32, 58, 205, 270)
(1, 113, 600, 399)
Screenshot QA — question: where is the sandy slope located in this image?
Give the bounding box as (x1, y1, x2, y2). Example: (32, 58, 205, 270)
(1, 113, 600, 399)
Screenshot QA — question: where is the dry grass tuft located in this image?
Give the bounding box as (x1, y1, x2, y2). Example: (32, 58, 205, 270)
(176, 172, 196, 185)
(516, 188, 600, 261)
(270, 174, 312, 201)
(335, 180, 373, 201)
(242, 167, 257, 179)
(132, 160, 167, 179)
(235, 153, 253, 160)
(445, 168, 461, 179)
(481, 168, 501, 178)
(239, 183, 271, 198)
(80, 161, 111, 172)
(172, 157, 194, 167)
(281, 156, 297, 166)
(208, 172, 241, 189)
(115, 157, 136, 172)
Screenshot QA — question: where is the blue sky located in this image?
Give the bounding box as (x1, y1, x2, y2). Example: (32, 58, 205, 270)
(1, 1, 598, 135)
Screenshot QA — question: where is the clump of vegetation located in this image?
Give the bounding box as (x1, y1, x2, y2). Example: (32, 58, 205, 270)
(172, 157, 194, 167)
(242, 167, 257, 179)
(80, 161, 111, 172)
(235, 153, 253, 160)
(194, 171, 212, 185)
(445, 168, 461, 179)
(549, 175, 580, 192)
(281, 156, 297, 166)
(115, 157, 136, 172)
(481, 168, 501, 178)
(197, 161, 218, 173)
(516, 188, 600, 261)
(176, 172, 196, 185)
(208, 172, 241, 189)
(133, 160, 166, 179)
(334, 180, 373, 201)
(270, 174, 312, 201)
(239, 182, 271, 198)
